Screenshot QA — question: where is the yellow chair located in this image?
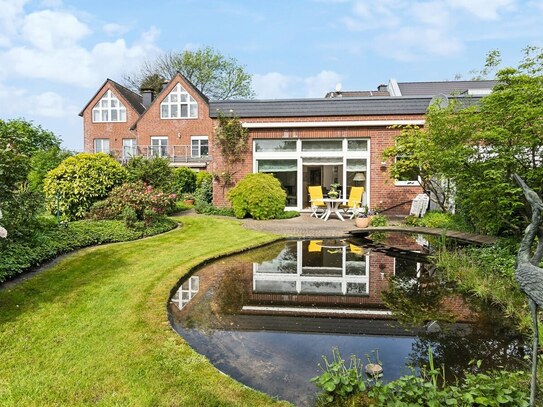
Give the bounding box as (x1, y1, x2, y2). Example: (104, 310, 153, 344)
(349, 244, 364, 256)
(341, 187, 365, 219)
(308, 186, 327, 218)
(308, 240, 323, 252)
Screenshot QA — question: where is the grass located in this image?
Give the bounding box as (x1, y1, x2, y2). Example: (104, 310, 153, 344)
(0, 216, 289, 407)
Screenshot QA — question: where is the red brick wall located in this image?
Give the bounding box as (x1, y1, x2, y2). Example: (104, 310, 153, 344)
(135, 75, 213, 152)
(82, 81, 139, 153)
(211, 114, 424, 214)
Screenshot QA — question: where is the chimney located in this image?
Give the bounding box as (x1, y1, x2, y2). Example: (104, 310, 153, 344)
(142, 88, 153, 109)
(377, 84, 387, 92)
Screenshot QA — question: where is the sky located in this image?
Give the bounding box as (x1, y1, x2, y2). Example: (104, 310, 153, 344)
(0, 0, 542, 150)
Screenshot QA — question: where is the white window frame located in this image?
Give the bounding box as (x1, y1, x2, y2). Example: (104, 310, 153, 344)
(92, 90, 127, 123)
(150, 136, 168, 157)
(122, 138, 137, 160)
(160, 84, 198, 119)
(93, 138, 110, 154)
(394, 155, 421, 186)
(191, 136, 209, 158)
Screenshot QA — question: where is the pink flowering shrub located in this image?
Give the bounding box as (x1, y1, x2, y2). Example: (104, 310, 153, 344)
(89, 181, 176, 227)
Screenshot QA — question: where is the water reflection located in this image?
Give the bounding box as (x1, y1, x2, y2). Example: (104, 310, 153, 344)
(168, 235, 527, 406)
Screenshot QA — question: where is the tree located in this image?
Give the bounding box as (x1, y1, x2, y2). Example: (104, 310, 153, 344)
(28, 147, 73, 192)
(124, 46, 255, 100)
(383, 46, 543, 236)
(44, 153, 127, 220)
(0, 119, 60, 200)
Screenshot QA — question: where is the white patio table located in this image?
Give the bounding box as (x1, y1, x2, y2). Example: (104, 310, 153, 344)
(321, 198, 347, 221)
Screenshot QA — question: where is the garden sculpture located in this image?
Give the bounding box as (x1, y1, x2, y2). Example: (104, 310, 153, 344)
(514, 174, 543, 406)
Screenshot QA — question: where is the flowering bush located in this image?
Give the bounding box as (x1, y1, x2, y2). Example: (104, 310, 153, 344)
(89, 181, 176, 227)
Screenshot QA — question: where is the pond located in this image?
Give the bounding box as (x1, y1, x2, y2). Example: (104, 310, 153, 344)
(168, 234, 527, 406)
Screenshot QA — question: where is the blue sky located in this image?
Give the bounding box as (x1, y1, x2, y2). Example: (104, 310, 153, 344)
(1, 0, 542, 150)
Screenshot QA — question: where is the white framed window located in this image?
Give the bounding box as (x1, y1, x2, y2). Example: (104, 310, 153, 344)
(151, 136, 168, 157)
(394, 155, 420, 186)
(94, 138, 110, 154)
(191, 136, 209, 157)
(122, 138, 137, 160)
(92, 90, 127, 122)
(160, 84, 198, 119)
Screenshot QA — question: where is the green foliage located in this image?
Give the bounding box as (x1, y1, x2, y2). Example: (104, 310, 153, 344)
(28, 147, 73, 192)
(384, 47, 543, 236)
(435, 241, 530, 332)
(227, 173, 286, 220)
(124, 46, 255, 99)
(88, 181, 177, 228)
(406, 210, 473, 231)
(126, 156, 173, 192)
(275, 210, 300, 219)
(369, 214, 387, 227)
(194, 201, 235, 217)
(311, 347, 366, 404)
(194, 172, 213, 204)
(43, 153, 127, 220)
(0, 119, 60, 200)
(0, 218, 176, 282)
(214, 112, 249, 171)
(313, 347, 530, 407)
(0, 187, 44, 240)
(171, 167, 197, 195)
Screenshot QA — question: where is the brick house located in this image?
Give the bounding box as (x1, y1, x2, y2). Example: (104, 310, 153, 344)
(81, 76, 495, 215)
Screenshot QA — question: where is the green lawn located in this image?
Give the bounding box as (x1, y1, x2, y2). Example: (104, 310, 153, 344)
(0, 216, 289, 407)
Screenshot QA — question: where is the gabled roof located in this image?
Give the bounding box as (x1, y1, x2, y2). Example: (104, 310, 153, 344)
(78, 79, 145, 117)
(129, 72, 209, 130)
(396, 80, 497, 96)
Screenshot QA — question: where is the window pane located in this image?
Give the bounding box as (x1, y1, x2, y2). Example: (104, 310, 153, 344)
(192, 145, 199, 157)
(201, 144, 208, 155)
(171, 104, 178, 117)
(111, 100, 117, 108)
(347, 140, 368, 151)
(111, 110, 118, 121)
(189, 104, 198, 118)
(302, 140, 342, 152)
(161, 105, 168, 118)
(101, 100, 108, 107)
(93, 110, 100, 122)
(181, 105, 188, 117)
(171, 94, 178, 102)
(181, 94, 188, 103)
(101, 110, 108, 121)
(255, 139, 297, 152)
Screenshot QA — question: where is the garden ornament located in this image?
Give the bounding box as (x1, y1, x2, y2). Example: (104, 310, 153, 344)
(514, 173, 543, 406)
(0, 208, 6, 238)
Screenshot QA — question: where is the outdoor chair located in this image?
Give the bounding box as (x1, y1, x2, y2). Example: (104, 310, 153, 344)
(308, 186, 327, 218)
(340, 187, 365, 219)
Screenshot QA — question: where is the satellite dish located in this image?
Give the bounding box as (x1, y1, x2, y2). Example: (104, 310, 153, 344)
(429, 93, 449, 109)
(335, 83, 342, 92)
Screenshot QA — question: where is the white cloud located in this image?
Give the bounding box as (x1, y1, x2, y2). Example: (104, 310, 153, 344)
(0, 0, 28, 47)
(304, 70, 343, 98)
(30, 91, 78, 118)
(378, 27, 464, 61)
(253, 70, 342, 99)
(409, 2, 452, 27)
(252, 72, 296, 99)
(21, 10, 91, 50)
(447, 0, 516, 20)
(103, 23, 130, 36)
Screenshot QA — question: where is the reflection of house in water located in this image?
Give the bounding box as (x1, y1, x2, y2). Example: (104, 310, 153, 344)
(170, 276, 199, 310)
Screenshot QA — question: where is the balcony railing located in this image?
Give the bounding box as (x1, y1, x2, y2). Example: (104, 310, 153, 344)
(109, 145, 211, 164)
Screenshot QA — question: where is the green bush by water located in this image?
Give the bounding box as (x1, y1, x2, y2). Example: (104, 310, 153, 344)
(227, 173, 286, 220)
(0, 217, 176, 282)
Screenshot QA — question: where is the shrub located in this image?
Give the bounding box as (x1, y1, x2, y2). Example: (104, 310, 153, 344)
(0, 187, 44, 239)
(88, 181, 176, 227)
(126, 156, 173, 192)
(28, 147, 73, 192)
(0, 218, 176, 282)
(369, 214, 387, 227)
(194, 172, 213, 204)
(172, 167, 197, 195)
(226, 173, 286, 220)
(44, 153, 127, 220)
(194, 201, 235, 217)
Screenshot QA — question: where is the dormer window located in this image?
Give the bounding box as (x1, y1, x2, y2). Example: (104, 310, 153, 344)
(92, 90, 127, 122)
(160, 84, 198, 119)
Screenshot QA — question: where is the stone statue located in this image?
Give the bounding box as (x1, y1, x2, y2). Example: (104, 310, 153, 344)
(514, 174, 543, 406)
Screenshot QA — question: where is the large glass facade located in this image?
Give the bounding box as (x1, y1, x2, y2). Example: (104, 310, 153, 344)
(253, 138, 370, 210)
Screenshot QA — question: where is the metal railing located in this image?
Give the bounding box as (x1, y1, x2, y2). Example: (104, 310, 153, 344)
(109, 145, 211, 164)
